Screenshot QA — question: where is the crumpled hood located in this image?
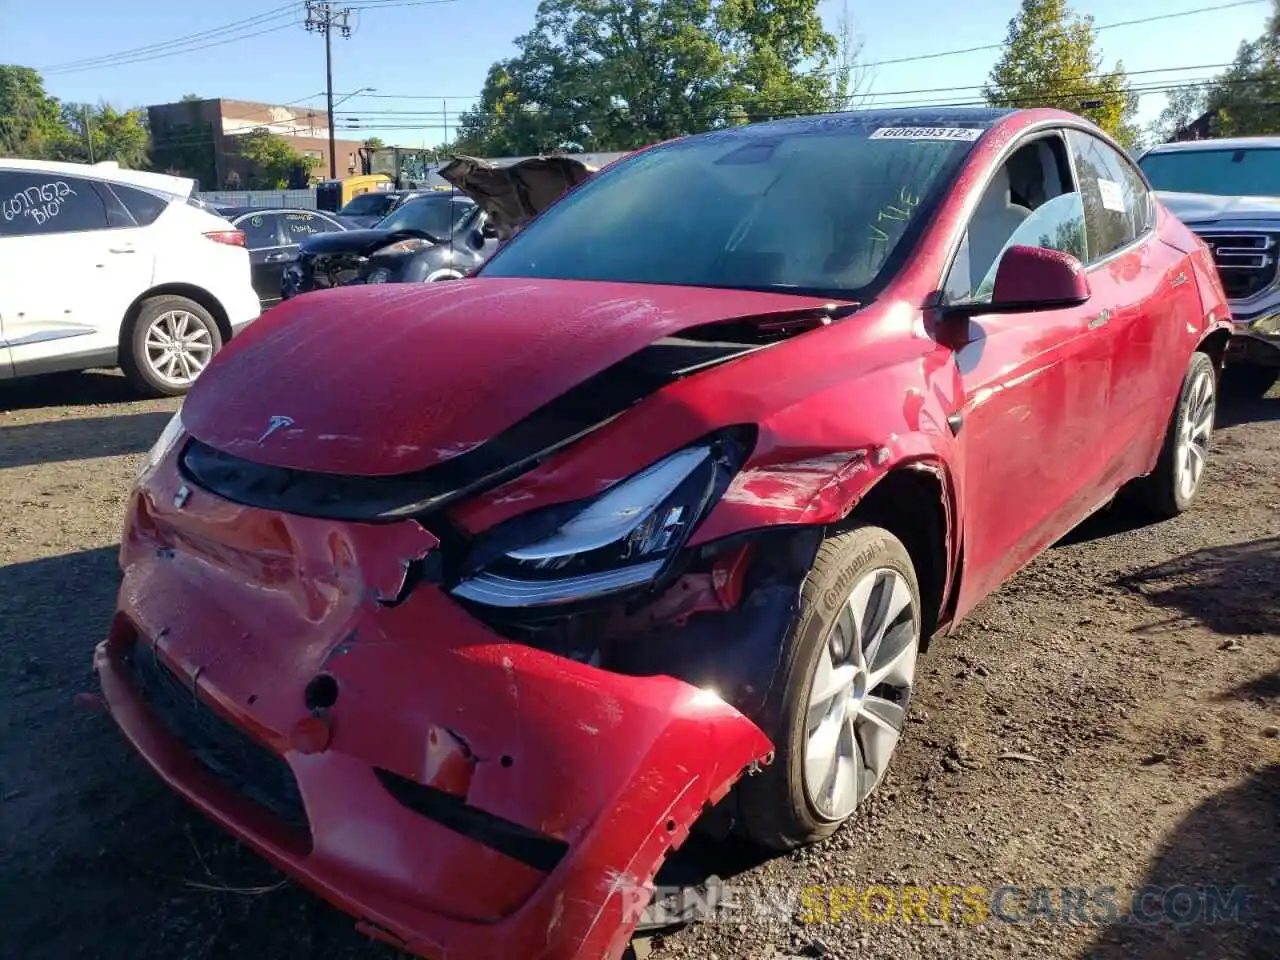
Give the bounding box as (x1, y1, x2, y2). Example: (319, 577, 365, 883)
(437, 155, 597, 238)
(181, 278, 841, 476)
(1157, 190, 1280, 224)
(299, 228, 430, 257)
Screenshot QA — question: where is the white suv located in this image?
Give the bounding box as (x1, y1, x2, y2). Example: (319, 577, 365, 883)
(0, 159, 260, 396)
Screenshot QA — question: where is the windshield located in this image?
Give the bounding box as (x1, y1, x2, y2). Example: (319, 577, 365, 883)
(1139, 147, 1280, 197)
(478, 122, 978, 296)
(375, 195, 474, 236)
(341, 192, 399, 217)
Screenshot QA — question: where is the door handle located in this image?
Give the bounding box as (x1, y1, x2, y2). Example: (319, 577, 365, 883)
(109, 246, 135, 254)
(264, 252, 291, 263)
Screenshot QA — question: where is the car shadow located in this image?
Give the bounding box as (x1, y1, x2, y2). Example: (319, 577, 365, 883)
(0, 369, 141, 411)
(1081, 763, 1280, 960)
(1114, 535, 1280, 638)
(1053, 501, 1153, 548)
(1215, 669, 1280, 706)
(1215, 390, 1280, 427)
(0, 545, 406, 960)
(0, 409, 174, 469)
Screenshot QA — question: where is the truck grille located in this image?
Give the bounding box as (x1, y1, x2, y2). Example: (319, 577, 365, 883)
(125, 645, 310, 838)
(1197, 232, 1279, 300)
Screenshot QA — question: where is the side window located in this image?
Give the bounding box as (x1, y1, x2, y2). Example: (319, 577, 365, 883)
(109, 184, 170, 226)
(0, 173, 109, 236)
(1065, 130, 1145, 262)
(281, 212, 341, 243)
(972, 192, 1088, 300)
(944, 133, 1084, 303)
(236, 212, 284, 249)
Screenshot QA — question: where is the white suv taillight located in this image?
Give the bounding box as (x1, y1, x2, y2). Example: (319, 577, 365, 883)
(204, 229, 246, 247)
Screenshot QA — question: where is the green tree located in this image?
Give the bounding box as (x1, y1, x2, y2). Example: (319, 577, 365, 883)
(53, 103, 151, 167)
(451, 0, 847, 156)
(228, 127, 318, 188)
(0, 65, 63, 158)
(984, 0, 1139, 147)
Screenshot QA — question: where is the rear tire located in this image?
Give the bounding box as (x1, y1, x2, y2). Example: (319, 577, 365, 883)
(734, 525, 922, 851)
(1127, 351, 1216, 519)
(120, 296, 223, 398)
(1220, 363, 1278, 400)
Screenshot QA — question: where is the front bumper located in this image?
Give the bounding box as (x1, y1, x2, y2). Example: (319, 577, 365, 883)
(95, 456, 773, 960)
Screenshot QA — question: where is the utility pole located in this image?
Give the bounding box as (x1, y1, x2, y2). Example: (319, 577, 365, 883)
(304, 0, 352, 180)
(83, 105, 94, 163)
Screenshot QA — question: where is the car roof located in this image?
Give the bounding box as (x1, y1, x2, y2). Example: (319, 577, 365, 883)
(226, 207, 339, 218)
(0, 158, 196, 197)
(1143, 136, 1280, 154)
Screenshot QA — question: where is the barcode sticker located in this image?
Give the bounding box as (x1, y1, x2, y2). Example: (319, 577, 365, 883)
(869, 127, 984, 141)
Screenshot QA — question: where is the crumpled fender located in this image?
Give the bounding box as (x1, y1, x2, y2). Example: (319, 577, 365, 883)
(98, 461, 774, 960)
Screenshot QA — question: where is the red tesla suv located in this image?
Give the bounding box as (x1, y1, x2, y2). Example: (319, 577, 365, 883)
(94, 107, 1231, 960)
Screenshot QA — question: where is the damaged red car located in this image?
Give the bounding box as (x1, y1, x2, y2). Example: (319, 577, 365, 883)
(95, 107, 1231, 959)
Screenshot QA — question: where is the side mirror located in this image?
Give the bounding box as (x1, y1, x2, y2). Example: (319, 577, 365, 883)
(945, 245, 1091, 318)
(480, 220, 499, 240)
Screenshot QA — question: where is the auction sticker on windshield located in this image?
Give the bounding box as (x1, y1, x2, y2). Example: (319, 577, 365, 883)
(869, 127, 984, 141)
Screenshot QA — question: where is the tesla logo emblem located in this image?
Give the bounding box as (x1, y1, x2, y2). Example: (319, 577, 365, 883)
(257, 415, 295, 443)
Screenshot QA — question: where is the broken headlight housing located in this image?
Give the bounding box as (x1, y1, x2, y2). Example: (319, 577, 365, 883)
(450, 427, 754, 608)
(139, 408, 186, 478)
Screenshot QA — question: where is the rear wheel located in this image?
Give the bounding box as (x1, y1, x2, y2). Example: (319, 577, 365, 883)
(1221, 363, 1278, 400)
(1128, 351, 1217, 519)
(735, 525, 922, 850)
(121, 295, 223, 398)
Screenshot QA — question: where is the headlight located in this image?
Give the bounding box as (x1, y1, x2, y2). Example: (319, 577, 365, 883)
(139, 409, 185, 478)
(450, 428, 753, 608)
(376, 237, 433, 256)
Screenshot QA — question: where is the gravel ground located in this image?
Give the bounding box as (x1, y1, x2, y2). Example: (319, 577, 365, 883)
(1, 369, 1276, 960)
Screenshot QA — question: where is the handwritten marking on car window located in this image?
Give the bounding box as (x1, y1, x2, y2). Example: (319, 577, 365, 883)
(2, 181, 77, 226)
(869, 186, 923, 244)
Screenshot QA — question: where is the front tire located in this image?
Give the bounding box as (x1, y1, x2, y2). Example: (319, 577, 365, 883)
(735, 525, 922, 851)
(1128, 351, 1217, 519)
(121, 295, 223, 398)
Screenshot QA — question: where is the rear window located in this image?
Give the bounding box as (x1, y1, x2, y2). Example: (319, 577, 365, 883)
(341, 192, 398, 217)
(1139, 147, 1280, 197)
(109, 183, 170, 225)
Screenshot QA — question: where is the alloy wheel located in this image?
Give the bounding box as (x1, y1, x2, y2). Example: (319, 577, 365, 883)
(1176, 363, 1215, 502)
(803, 567, 920, 821)
(144, 310, 214, 387)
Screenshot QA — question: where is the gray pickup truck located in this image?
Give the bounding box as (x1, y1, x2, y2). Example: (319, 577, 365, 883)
(1139, 137, 1280, 398)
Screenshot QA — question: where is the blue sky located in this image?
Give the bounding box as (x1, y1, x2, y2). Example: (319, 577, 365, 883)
(0, 0, 1271, 148)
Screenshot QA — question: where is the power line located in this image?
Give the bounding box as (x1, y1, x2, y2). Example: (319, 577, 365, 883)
(42, 21, 300, 75)
(39, 3, 302, 72)
(855, 0, 1267, 70)
(304, 0, 353, 179)
(333, 75, 1260, 134)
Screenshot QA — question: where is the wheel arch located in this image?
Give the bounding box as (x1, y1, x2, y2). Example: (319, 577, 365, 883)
(1195, 327, 1231, 372)
(118, 283, 232, 356)
(832, 459, 959, 644)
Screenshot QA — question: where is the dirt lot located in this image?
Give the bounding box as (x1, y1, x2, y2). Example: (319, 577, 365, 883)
(1, 369, 1277, 960)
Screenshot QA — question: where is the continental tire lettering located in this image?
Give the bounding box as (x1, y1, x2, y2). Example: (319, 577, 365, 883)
(820, 544, 879, 613)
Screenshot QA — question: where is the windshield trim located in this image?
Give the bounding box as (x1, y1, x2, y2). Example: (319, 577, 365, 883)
(473, 124, 981, 301)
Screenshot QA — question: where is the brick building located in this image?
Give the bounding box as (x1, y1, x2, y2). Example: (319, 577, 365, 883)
(148, 98, 369, 189)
